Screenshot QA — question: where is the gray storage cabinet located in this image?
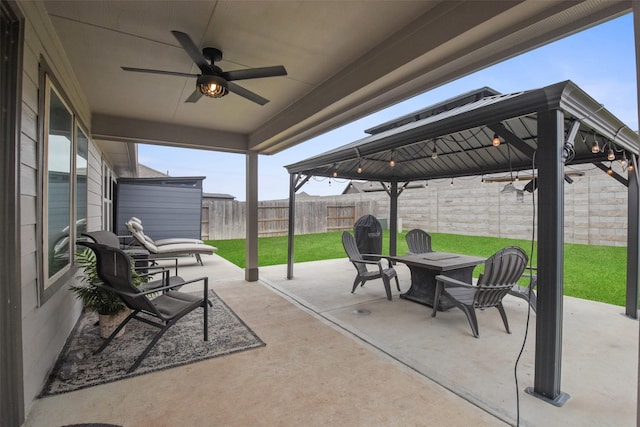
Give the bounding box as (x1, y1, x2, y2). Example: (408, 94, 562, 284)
(116, 177, 205, 240)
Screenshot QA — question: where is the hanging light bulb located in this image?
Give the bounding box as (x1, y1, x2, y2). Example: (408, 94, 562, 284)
(332, 163, 338, 177)
(607, 146, 615, 161)
(389, 151, 396, 167)
(620, 152, 629, 171)
(431, 146, 438, 160)
(450, 177, 454, 186)
(591, 139, 600, 154)
(607, 162, 614, 176)
(492, 134, 501, 147)
(357, 162, 363, 174)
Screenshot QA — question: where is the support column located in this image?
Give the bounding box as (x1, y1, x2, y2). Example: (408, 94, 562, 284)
(626, 156, 639, 318)
(245, 151, 259, 281)
(0, 4, 24, 425)
(389, 179, 398, 256)
(634, 2, 640, 422)
(525, 108, 569, 406)
(287, 173, 296, 279)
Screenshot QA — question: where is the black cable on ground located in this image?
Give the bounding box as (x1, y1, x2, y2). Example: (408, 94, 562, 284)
(514, 151, 537, 426)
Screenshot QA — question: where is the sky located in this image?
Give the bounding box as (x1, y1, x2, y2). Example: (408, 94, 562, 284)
(138, 13, 637, 202)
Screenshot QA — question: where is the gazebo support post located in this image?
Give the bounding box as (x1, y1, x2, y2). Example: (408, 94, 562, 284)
(389, 179, 399, 257)
(626, 155, 640, 318)
(525, 108, 570, 406)
(287, 173, 297, 279)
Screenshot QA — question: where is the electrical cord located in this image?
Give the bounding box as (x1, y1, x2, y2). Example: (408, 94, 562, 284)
(514, 150, 537, 426)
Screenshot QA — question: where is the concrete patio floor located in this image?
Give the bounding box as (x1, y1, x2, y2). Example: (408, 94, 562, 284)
(25, 253, 637, 426)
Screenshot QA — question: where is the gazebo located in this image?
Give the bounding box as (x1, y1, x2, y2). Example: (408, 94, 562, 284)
(284, 80, 640, 406)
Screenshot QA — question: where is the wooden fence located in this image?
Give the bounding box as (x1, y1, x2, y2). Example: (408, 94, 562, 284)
(201, 198, 378, 240)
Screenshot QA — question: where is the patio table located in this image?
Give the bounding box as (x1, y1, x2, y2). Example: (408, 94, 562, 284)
(391, 252, 486, 310)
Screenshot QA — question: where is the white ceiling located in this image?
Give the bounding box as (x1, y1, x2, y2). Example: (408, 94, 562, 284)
(42, 0, 631, 175)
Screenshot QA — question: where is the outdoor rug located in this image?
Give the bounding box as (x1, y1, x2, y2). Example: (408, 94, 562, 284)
(40, 289, 265, 396)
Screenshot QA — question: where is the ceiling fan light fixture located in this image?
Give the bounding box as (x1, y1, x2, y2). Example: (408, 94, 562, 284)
(197, 75, 229, 98)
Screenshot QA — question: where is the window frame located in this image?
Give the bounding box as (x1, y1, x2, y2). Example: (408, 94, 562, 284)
(37, 58, 90, 304)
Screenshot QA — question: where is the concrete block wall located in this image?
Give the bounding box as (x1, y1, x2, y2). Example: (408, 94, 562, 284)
(203, 164, 631, 247)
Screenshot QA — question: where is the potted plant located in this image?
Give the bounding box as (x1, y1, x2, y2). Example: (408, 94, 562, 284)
(70, 248, 146, 338)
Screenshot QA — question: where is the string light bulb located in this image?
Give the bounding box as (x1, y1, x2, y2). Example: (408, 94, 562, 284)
(591, 139, 600, 154)
(620, 152, 629, 171)
(357, 162, 363, 174)
(431, 146, 438, 160)
(389, 151, 396, 167)
(607, 162, 614, 175)
(607, 147, 615, 161)
(492, 134, 501, 147)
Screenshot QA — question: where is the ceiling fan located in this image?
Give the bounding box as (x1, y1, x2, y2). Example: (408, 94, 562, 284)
(121, 30, 287, 105)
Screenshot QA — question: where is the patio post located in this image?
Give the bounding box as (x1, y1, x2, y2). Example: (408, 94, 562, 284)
(626, 155, 639, 318)
(389, 179, 398, 256)
(245, 151, 259, 281)
(287, 173, 296, 279)
(525, 108, 569, 406)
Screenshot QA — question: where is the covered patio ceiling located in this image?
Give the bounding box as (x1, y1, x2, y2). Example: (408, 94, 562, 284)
(285, 80, 639, 182)
(38, 1, 632, 176)
(284, 79, 640, 407)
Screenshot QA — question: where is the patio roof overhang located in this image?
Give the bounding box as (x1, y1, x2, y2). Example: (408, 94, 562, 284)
(284, 80, 640, 407)
(285, 80, 640, 182)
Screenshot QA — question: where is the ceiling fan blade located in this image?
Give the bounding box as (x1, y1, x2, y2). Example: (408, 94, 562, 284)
(171, 30, 215, 74)
(228, 82, 269, 105)
(185, 89, 204, 103)
(224, 65, 287, 81)
(121, 67, 198, 78)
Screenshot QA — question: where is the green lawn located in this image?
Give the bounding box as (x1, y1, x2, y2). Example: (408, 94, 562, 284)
(206, 231, 628, 307)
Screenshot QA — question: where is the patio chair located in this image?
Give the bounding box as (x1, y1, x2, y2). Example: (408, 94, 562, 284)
(82, 230, 180, 281)
(432, 246, 527, 338)
(342, 231, 400, 301)
(405, 228, 433, 254)
(79, 241, 209, 373)
(125, 217, 205, 246)
(127, 222, 217, 266)
(508, 266, 538, 313)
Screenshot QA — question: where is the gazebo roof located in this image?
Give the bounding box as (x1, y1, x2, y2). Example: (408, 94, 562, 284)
(285, 81, 639, 182)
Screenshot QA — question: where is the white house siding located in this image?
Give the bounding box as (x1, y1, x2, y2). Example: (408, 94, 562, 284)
(17, 2, 102, 412)
(86, 141, 104, 230)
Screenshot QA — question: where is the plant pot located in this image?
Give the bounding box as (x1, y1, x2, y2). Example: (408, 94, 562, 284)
(98, 309, 130, 339)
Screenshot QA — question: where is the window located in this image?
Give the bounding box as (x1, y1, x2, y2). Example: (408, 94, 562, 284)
(102, 161, 114, 231)
(45, 83, 73, 283)
(39, 63, 90, 302)
(76, 126, 88, 236)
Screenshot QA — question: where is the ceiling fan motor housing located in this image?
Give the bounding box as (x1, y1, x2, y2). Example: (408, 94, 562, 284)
(202, 47, 223, 63)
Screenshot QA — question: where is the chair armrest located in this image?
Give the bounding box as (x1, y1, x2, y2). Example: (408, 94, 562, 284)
(359, 254, 396, 268)
(434, 274, 474, 289)
(131, 256, 179, 276)
(432, 274, 475, 317)
(522, 266, 537, 289)
(350, 258, 381, 266)
(350, 258, 384, 275)
(95, 276, 209, 306)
